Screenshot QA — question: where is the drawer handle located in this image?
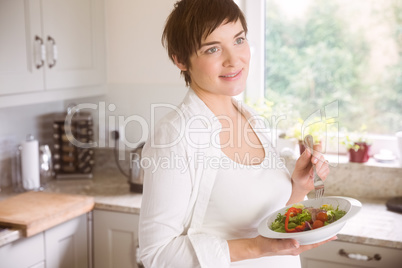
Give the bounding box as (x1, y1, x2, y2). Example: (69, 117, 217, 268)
(34, 35, 45, 69)
(339, 249, 381, 261)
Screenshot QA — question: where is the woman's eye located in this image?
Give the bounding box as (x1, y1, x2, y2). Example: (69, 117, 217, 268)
(206, 47, 218, 54)
(235, 37, 245, 45)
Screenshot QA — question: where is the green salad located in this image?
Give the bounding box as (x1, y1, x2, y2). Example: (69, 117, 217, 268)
(270, 204, 347, 233)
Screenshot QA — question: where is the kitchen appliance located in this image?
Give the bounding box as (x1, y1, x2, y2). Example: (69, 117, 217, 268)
(129, 142, 145, 193)
(113, 137, 145, 193)
(52, 108, 94, 179)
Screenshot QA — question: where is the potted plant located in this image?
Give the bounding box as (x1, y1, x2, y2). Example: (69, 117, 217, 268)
(341, 128, 372, 163)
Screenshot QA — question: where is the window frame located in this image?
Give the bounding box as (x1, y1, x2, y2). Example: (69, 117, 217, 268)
(237, 0, 265, 100)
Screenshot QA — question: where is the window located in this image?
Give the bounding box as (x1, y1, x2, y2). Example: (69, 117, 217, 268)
(241, 0, 402, 156)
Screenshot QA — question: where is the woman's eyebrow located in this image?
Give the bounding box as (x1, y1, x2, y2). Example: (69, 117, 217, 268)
(200, 30, 245, 48)
(234, 30, 245, 38)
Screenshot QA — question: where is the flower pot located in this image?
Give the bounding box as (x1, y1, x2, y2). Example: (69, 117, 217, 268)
(348, 142, 371, 163)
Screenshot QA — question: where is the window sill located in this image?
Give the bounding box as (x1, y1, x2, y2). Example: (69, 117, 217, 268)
(325, 154, 402, 169)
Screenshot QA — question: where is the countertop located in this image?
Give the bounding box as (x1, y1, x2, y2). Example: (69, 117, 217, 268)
(1, 170, 402, 250)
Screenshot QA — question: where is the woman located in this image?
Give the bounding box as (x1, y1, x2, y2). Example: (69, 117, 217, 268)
(139, 0, 332, 267)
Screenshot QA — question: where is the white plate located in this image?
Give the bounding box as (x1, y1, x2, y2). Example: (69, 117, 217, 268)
(258, 196, 362, 245)
(374, 153, 396, 163)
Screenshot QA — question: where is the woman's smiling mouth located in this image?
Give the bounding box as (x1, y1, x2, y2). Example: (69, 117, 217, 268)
(219, 70, 242, 80)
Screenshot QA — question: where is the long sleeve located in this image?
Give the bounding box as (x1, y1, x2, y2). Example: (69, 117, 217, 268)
(139, 91, 231, 268)
(139, 121, 200, 267)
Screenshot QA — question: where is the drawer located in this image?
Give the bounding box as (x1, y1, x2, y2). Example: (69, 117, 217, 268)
(300, 240, 402, 268)
(0, 232, 45, 267)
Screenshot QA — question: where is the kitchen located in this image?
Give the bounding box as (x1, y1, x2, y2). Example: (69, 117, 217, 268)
(1, 0, 402, 267)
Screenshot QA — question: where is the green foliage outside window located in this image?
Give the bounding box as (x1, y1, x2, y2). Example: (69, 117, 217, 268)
(265, 0, 402, 135)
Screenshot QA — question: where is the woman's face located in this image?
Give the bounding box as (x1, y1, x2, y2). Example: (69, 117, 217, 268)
(185, 20, 250, 98)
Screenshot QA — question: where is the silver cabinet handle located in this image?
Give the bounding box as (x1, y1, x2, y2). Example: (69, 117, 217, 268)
(34, 35, 45, 69)
(339, 249, 381, 261)
(47, 36, 58, 68)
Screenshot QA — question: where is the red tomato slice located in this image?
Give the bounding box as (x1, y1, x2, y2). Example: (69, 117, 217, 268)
(312, 220, 324, 229)
(316, 212, 328, 222)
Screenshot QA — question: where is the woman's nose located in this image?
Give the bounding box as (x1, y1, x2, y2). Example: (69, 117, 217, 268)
(222, 48, 239, 67)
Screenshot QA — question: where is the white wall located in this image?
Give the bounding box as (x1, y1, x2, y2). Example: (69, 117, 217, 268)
(94, 0, 187, 147)
(106, 0, 182, 85)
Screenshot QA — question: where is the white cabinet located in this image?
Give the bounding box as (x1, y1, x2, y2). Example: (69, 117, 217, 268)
(0, 232, 45, 268)
(301, 240, 402, 268)
(45, 213, 89, 268)
(0, 214, 89, 268)
(0, 0, 106, 107)
(93, 209, 140, 268)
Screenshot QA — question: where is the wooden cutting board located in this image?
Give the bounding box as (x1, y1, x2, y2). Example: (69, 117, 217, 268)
(0, 191, 94, 237)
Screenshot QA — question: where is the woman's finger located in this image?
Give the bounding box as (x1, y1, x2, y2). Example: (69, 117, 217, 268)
(315, 155, 325, 169)
(311, 144, 322, 164)
(316, 157, 330, 180)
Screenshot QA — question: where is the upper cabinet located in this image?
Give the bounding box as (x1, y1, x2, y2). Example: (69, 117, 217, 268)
(0, 0, 106, 107)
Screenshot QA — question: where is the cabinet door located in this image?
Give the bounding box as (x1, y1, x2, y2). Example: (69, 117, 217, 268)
(0, 0, 44, 95)
(41, 0, 105, 90)
(94, 210, 140, 268)
(0, 232, 45, 268)
(44, 214, 89, 268)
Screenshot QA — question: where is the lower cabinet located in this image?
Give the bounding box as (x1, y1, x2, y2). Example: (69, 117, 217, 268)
(45, 213, 89, 268)
(0, 214, 89, 268)
(93, 209, 140, 268)
(300, 240, 402, 268)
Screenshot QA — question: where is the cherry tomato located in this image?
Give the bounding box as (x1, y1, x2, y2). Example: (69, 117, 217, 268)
(312, 220, 324, 229)
(316, 212, 328, 222)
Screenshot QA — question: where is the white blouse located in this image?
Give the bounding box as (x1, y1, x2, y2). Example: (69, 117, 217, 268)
(200, 147, 301, 267)
(139, 89, 300, 267)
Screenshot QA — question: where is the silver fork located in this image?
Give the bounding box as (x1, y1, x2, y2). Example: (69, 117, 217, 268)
(304, 135, 325, 199)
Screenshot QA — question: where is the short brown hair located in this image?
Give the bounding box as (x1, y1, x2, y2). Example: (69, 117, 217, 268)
(162, 0, 248, 86)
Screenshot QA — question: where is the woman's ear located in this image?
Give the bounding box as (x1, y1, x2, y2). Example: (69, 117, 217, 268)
(172, 55, 187, 71)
